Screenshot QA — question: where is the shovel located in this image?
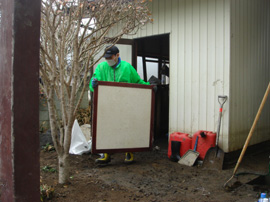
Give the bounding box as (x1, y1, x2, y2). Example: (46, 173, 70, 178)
(202, 95, 227, 170)
(178, 136, 199, 167)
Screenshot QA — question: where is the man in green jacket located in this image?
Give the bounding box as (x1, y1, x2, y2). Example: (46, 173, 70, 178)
(89, 45, 149, 165)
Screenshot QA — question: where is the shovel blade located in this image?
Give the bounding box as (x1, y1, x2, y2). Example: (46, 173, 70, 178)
(202, 146, 224, 170)
(178, 150, 199, 167)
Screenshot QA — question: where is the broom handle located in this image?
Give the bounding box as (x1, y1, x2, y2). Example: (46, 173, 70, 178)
(233, 82, 270, 176)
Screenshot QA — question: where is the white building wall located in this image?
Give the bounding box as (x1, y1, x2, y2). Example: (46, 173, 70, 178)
(171, 0, 230, 152)
(122, 0, 231, 151)
(229, 0, 270, 151)
(106, 0, 270, 152)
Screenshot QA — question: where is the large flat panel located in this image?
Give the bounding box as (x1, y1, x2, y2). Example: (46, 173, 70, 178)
(92, 82, 155, 153)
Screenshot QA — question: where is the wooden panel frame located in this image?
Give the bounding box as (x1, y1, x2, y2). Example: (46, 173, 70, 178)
(92, 81, 155, 153)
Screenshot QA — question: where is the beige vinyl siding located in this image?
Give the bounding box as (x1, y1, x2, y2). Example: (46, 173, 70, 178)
(121, 0, 231, 151)
(229, 0, 270, 151)
(173, 0, 230, 151)
(115, 0, 270, 152)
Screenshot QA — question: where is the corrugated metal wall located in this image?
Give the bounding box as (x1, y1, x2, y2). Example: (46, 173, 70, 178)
(118, 0, 270, 152)
(168, 0, 230, 153)
(229, 0, 270, 151)
(122, 0, 231, 151)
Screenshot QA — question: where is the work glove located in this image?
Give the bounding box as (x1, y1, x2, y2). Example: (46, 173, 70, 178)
(92, 78, 98, 88)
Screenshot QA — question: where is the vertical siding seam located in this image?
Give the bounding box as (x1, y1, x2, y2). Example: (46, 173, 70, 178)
(265, 0, 270, 126)
(171, 0, 173, 33)
(223, 0, 225, 95)
(215, 0, 217, 129)
(263, 0, 266, 84)
(165, 0, 168, 33)
(191, 0, 194, 132)
(178, 0, 180, 131)
(198, 0, 201, 129)
(214, 0, 217, 129)
(266, 0, 270, 83)
(222, 0, 225, 148)
(184, 0, 186, 131)
(151, 1, 153, 35)
(175, 0, 179, 131)
(206, 0, 209, 130)
(158, 0, 160, 33)
(228, 0, 233, 149)
(176, 0, 179, 131)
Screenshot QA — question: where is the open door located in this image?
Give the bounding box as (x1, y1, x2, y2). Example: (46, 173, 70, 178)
(116, 38, 137, 70)
(91, 35, 169, 142)
(135, 34, 170, 140)
(116, 35, 170, 140)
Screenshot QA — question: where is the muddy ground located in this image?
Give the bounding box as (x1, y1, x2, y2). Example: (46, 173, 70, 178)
(40, 138, 270, 202)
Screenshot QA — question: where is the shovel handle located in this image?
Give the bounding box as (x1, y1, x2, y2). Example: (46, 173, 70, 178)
(194, 136, 199, 151)
(233, 82, 270, 176)
(216, 95, 228, 146)
(218, 96, 228, 111)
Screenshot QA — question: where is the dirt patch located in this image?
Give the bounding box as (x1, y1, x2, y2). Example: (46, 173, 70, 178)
(40, 139, 270, 202)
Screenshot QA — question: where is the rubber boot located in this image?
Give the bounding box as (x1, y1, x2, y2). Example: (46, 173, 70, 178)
(95, 153, 111, 164)
(124, 152, 134, 164)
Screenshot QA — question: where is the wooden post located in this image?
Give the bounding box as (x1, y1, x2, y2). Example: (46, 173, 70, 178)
(0, 0, 41, 201)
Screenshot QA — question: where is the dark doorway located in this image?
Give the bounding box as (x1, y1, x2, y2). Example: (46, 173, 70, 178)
(135, 34, 170, 140)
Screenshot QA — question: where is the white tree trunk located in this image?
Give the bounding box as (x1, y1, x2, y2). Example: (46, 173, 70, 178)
(58, 153, 70, 184)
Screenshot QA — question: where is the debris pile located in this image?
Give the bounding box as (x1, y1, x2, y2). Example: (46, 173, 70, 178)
(76, 105, 91, 125)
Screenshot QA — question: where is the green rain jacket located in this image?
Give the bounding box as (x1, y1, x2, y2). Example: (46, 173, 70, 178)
(89, 59, 149, 92)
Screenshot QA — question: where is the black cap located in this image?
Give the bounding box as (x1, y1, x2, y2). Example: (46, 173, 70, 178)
(104, 45, 119, 58)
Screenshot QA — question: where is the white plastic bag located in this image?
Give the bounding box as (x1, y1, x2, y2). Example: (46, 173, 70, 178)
(69, 119, 91, 155)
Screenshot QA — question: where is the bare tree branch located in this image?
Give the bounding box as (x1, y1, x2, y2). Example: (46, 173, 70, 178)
(40, 0, 152, 184)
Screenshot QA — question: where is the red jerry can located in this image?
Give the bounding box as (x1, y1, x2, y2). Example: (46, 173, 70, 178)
(168, 132, 192, 159)
(191, 130, 216, 160)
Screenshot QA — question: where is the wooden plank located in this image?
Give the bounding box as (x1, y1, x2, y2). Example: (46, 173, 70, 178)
(0, 0, 41, 201)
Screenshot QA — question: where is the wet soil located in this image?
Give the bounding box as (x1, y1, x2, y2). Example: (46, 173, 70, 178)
(40, 139, 270, 202)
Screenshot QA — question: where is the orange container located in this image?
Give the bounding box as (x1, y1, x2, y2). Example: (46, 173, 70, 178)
(191, 130, 216, 160)
(168, 132, 192, 159)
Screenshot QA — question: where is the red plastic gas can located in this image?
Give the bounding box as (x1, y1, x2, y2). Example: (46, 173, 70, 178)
(191, 130, 216, 160)
(168, 132, 192, 159)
